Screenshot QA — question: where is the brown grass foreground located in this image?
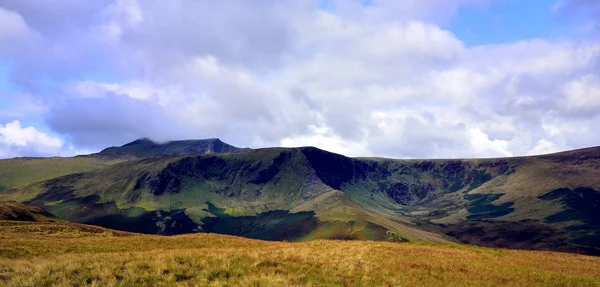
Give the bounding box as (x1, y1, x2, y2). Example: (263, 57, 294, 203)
(0, 221, 599, 286)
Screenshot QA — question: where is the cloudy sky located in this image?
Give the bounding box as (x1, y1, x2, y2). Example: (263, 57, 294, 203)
(0, 0, 599, 159)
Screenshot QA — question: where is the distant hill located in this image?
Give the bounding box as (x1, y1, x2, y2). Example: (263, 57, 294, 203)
(2, 140, 600, 255)
(97, 138, 248, 158)
(0, 202, 60, 222)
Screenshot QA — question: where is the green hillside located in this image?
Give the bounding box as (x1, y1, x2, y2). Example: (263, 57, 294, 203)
(0, 156, 125, 191)
(0, 148, 449, 242)
(2, 142, 600, 254)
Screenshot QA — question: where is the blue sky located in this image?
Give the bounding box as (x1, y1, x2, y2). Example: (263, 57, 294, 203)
(316, 0, 586, 45)
(448, 0, 564, 45)
(0, 0, 599, 159)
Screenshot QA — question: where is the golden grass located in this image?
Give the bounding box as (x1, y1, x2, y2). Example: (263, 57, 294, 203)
(0, 220, 599, 287)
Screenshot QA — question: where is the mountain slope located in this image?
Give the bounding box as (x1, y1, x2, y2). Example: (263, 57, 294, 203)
(3, 144, 600, 254)
(97, 138, 248, 158)
(0, 156, 126, 192)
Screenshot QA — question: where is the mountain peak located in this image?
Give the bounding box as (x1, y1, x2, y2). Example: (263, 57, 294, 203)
(98, 138, 246, 158)
(122, 138, 157, 147)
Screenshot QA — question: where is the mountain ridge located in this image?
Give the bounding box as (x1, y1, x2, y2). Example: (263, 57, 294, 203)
(1, 139, 600, 255)
(97, 138, 249, 158)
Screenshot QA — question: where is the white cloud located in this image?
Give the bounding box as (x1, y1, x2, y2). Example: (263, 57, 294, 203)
(1, 1, 600, 159)
(280, 125, 371, 157)
(527, 139, 561, 156)
(0, 8, 30, 40)
(0, 120, 78, 158)
(466, 128, 511, 158)
(561, 74, 600, 114)
(0, 121, 61, 147)
(0, 7, 40, 52)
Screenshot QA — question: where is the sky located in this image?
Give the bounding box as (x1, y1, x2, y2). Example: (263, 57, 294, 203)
(0, 0, 600, 159)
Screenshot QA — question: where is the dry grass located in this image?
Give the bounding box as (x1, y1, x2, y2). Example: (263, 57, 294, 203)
(0, 220, 599, 287)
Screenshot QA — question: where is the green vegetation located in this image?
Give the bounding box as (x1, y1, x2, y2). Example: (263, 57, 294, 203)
(2, 140, 600, 254)
(0, 156, 125, 192)
(1, 220, 599, 286)
(1, 148, 450, 243)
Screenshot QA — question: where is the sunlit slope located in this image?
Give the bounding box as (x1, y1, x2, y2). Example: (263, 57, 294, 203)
(0, 156, 126, 192)
(0, 220, 599, 287)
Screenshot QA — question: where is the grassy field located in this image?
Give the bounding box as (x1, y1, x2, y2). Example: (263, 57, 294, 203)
(0, 220, 599, 286)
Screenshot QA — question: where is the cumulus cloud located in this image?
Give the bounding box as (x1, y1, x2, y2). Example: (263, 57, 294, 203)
(561, 75, 600, 115)
(0, 120, 77, 158)
(527, 139, 561, 156)
(0, 8, 31, 43)
(1, 0, 600, 158)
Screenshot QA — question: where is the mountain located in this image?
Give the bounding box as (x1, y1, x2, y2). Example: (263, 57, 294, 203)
(97, 138, 247, 158)
(0, 138, 245, 192)
(2, 140, 600, 254)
